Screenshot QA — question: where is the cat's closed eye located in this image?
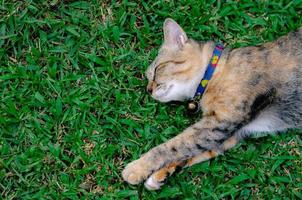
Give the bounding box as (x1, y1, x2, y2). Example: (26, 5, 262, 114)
(154, 61, 188, 77)
(154, 65, 166, 75)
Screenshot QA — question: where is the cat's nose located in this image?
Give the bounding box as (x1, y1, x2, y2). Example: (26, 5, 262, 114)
(147, 82, 153, 93)
(147, 86, 153, 93)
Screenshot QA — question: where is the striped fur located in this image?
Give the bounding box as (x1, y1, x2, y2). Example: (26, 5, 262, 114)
(122, 18, 302, 190)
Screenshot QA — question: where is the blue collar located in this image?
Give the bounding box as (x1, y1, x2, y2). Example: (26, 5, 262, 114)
(194, 43, 224, 98)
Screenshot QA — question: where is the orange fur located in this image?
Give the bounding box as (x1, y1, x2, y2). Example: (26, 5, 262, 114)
(123, 18, 302, 190)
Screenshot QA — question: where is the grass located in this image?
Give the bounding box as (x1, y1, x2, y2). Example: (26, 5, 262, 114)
(0, 0, 302, 199)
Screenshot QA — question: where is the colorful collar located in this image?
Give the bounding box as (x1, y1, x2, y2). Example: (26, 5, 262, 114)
(194, 43, 224, 97)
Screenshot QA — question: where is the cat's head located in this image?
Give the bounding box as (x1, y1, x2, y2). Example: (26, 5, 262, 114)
(145, 18, 209, 102)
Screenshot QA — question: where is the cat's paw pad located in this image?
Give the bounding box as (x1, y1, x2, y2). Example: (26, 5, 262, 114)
(122, 160, 149, 185)
(144, 176, 163, 190)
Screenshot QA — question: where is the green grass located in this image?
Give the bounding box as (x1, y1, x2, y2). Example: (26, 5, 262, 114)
(1, 0, 302, 199)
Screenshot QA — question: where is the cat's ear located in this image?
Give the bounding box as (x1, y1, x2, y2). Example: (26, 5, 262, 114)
(163, 18, 188, 49)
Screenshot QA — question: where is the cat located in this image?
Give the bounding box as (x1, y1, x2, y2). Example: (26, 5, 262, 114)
(122, 18, 302, 190)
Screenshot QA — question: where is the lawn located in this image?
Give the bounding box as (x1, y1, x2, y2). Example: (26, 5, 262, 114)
(0, 0, 302, 199)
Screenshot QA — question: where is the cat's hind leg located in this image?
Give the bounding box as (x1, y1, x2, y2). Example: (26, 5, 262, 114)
(144, 136, 239, 190)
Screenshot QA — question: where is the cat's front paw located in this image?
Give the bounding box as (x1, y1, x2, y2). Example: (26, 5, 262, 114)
(144, 176, 163, 190)
(122, 159, 150, 185)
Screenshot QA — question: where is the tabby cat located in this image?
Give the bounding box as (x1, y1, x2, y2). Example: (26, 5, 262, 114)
(122, 18, 302, 190)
